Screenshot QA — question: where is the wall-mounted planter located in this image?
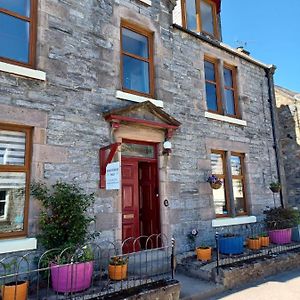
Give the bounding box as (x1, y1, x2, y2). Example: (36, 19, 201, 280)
(268, 228, 292, 244)
(219, 235, 244, 255)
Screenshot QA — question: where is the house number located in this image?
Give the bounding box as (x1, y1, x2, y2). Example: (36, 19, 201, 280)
(164, 199, 169, 207)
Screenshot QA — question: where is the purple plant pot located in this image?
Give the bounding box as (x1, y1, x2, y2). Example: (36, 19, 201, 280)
(268, 228, 292, 244)
(51, 261, 93, 293)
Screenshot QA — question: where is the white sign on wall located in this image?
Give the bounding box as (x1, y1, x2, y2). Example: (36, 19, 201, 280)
(106, 162, 121, 190)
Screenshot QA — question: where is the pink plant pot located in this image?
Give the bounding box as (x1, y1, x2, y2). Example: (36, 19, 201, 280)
(268, 228, 292, 244)
(51, 261, 93, 293)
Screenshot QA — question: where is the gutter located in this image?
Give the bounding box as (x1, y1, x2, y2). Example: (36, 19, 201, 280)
(266, 66, 286, 208)
(172, 24, 273, 70)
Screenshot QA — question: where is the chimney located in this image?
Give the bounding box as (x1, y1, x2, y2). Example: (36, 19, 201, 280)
(236, 46, 250, 56)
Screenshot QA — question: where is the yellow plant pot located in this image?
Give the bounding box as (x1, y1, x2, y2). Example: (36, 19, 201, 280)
(109, 264, 128, 280)
(247, 238, 261, 250)
(259, 236, 270, 247)
(196, 247, 212, 261)
(1, 281, 28, 300)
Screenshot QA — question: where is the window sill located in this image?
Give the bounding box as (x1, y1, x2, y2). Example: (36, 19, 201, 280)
(116, 91, 163, 108)
(0, 61, 46, 81)
(0, 237, 37, 254)
(212, 215, 257, 228)
(205, 111, 247, 126)
(139, 0, 151, 5)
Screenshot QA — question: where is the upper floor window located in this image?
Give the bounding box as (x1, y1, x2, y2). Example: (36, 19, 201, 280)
(0, 0, 37, 68)
(210, 150, 247, 217)
(0, 124, 32, 238)
(182, 0, 219, 39)
(121, 21, 154, 98)
(204, 57, 239, 118)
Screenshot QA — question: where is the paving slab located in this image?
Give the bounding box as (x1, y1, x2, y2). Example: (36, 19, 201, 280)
(175, 272, 225, 300)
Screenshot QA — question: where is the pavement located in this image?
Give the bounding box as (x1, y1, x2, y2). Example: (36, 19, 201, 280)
(176, 268, 300, 300)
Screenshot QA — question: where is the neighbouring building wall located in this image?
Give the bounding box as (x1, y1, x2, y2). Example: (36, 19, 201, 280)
(275, 86, 300, 208)
(0, 0, 278, 254)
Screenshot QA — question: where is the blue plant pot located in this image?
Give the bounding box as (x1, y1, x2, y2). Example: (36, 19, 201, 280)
(219, 235, 244, 255)
(292, 225, 300, 242)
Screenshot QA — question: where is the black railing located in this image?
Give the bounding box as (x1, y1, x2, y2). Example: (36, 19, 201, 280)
(215, 221, 300, 274)
(0, 234, 175, 299)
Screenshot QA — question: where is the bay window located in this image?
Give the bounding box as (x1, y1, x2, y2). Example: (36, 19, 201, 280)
(182, 0, 219, 39)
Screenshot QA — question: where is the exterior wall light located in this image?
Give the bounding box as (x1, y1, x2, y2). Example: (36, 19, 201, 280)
(162, 140, 172, 156)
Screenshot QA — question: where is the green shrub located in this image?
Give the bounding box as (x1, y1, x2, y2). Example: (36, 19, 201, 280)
(264, 207, 300, 230)
(31, 181, 95, 251)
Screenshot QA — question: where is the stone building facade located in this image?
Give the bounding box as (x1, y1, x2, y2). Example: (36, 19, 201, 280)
(276, 86, 300, 208)
(0, 0, 282, 254)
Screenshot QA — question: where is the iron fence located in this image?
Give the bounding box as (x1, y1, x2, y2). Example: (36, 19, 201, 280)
(0, 234, 175, 299)
(215, 221, 300, 274)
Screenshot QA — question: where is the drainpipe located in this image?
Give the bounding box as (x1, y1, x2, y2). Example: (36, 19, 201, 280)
(266, 65, 285, 208)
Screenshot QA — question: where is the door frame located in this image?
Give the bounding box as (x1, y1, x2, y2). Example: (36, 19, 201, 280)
(121, 139, 161, 240)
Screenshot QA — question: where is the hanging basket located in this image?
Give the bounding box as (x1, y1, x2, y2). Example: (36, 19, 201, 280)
(210, 182, 222, 190)
(270, 186, 281, 193)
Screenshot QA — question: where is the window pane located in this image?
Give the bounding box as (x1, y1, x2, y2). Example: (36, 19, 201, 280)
(206, 83, 218, 111)
(213, 183, 228, 215)
(210, 153, 223, 174)
(200, 0, 214, 35)
(224, 68, 233, 87)
(123, 55, 150, 94)
(122, 28, 148, 58)
(0, 0, 30, 17)
(186, 0, 197, 31)
(231, 156, 241, 175)
(0, 130, 26, 166)
(0, 172, 26, 233)
(204, 61, 215, 81)
(122, 143, 154, 158)
(224, 89, 235, 115)
(233, 179, 245, 214)
(0, 13, 30, 63)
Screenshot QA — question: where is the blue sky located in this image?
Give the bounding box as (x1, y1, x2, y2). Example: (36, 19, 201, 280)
(221, 0, 299, 92)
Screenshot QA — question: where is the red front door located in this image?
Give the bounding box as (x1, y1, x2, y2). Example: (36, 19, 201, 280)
(121, 142, 160, 251)
(121, 159, 140, 242)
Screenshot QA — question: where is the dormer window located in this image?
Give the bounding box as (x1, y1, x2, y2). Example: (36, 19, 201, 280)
(182, 0, 219, 39)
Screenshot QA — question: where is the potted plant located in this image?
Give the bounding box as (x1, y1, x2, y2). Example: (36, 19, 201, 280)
(31, 181, 95, 293)
(247, 236, 261, 250)
(259, 233, 270, 247)
(264, 207, 299, 244)
(1, 259, 28, 300)
(186, 229, 198, 251)
(269, 181, 281, 193)
(196, 245, 212, 261)
(108, 256, 129, 280)
(218, 233, 244, 255)
(207, 175, 222, 190)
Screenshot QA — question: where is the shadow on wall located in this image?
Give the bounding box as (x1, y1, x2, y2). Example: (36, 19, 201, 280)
(277, 104, 300, 207)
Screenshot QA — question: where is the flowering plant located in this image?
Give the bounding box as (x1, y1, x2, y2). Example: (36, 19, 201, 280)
(187, 228, 198, 249)
(207, 175, 222, 185)
(109, 256, 129, 266)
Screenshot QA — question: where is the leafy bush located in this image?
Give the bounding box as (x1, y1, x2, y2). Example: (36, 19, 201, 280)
(31, 181, 95, 251)
(264, 207, 300, 230)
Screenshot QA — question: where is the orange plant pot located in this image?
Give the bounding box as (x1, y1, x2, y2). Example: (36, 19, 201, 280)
(108, 264, 128, 280)
(259, 236, 270, 247)
(247, 238, 261, 250)
(196, 247, 212, 261)
(1, 281, 28, 300)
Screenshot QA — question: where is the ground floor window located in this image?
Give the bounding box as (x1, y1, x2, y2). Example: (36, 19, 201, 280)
(0, 124, 31, 238)
(210, 150, 247, 217)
